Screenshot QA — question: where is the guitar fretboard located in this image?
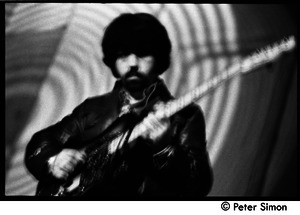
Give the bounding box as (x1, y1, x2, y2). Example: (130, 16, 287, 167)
(109, 36, 296, 154)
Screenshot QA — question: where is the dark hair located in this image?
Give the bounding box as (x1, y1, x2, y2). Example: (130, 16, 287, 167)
(101, 13, 172, 77)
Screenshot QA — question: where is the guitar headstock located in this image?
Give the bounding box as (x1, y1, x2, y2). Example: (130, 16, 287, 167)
(240, 36, 296, 74)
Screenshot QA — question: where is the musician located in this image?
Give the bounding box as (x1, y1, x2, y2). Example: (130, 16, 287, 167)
(25, 13, 213, 199)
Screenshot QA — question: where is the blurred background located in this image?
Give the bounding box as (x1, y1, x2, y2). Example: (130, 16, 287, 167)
(5, 3, 297, 196)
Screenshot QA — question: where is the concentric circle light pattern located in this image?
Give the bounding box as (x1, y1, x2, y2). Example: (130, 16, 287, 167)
(5, 4, 296, 196)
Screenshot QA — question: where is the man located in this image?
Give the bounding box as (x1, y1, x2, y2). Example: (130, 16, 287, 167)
(25, 13, 213, 199)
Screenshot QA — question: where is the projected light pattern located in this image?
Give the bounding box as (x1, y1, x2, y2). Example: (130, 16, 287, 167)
(156, 4, 240, 164)
(5, 3, 74, 195)
(5, 4, 296, 196)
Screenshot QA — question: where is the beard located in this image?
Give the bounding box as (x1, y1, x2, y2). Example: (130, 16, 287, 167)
(122, 68, 149, 92)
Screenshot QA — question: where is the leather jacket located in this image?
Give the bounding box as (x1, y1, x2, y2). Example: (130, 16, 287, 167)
(25, 78, 213, 199)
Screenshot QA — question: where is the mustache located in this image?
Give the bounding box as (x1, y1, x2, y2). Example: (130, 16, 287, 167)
(125, 68, 145, 79)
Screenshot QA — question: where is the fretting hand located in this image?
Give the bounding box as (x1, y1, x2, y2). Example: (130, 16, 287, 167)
(140, 102, 171, 150)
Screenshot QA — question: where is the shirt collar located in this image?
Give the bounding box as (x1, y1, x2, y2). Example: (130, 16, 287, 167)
(113, 78, 172, 116)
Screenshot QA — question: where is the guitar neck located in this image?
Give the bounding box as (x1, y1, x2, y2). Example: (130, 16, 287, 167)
(129, 36, 295, 139)
(128, 64, 242, 143)
(165, 36, 296, 118)
(109, 36, 296, 152)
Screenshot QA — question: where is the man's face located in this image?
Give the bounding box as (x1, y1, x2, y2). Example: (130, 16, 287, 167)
(115, 53, 157, 92)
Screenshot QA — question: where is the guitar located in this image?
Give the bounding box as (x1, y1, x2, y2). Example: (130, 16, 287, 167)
(37, 36, 296, 196)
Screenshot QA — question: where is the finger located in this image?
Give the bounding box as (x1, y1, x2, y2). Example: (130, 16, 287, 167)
(55, 155, 74, 168)
(142, 122, 163, 141)
(55, 155, 83, 174)
(62, 150, 85, 164)
(75, 151, 86, 162)
(72, 150, 86, 161)
(139, 121, 152, 139)
(153, 102, 164, 112)
(54, 157, 75, 173)
(147, 113, 161, 125)
(57, 170, 68, 180)
(143, 117, 157, 132)
(52, 166, 69, 180)
(62, 149, 82, 158)
(147, 115, 166, 130)
(62, 162, 76, 172)
(55, 164, 71, 178)
(150, 111, 169, 123)
(67, 152, 86, 170)
(152, 113, 170, 126)
(64, 149, 79, 157)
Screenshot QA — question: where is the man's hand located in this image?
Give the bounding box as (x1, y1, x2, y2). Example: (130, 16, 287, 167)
(140, 102, 171, 150)
(141, 113, 170, 143)
(49, 149, 86, 180)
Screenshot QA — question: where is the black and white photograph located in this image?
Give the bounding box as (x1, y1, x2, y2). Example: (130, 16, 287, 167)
(5, 3, 297, 204)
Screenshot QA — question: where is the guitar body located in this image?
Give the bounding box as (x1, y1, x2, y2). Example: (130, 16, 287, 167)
(36, 172, 82, 196)
(36, 115, 134, 197)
